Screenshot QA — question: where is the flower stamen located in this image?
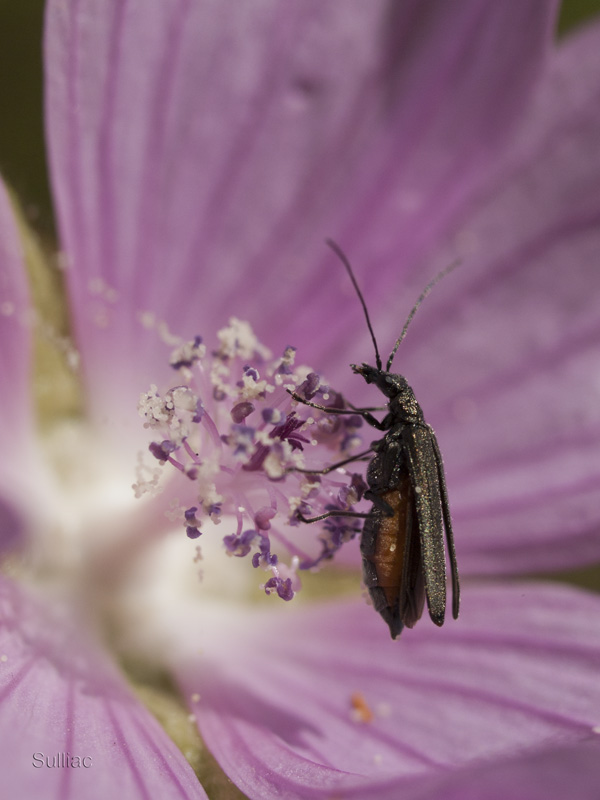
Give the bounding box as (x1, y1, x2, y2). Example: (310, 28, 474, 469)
(138, 318, 366, 601)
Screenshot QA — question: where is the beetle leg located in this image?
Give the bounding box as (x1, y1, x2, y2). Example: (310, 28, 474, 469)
(287, 449, 372, 475)
(287, 390, 387, 430)
(346, 400, 387, 412)
(363, 490, 395, 517)
(296, 510, 370, 524)
(286, 390, 357, 414)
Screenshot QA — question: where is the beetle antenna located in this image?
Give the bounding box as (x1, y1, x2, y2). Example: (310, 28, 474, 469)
(386, 259, 460, 371)
(326, 238, 382, 370)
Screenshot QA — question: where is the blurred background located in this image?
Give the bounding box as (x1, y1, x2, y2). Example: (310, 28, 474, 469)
(0, 0, 599, 245)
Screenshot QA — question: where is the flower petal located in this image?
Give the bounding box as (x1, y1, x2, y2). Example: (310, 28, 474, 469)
(378, 21, 600, 575)
(308, 21, 600, 576)
(280, 1, 559, 365)
(174, 581, 600, 800)
(44, 0, 557, 438)
(0, 577, 207, 799)
(0, 179, 38, 552)
(399, 739, 600, 800)
(317, 738, 600, 800)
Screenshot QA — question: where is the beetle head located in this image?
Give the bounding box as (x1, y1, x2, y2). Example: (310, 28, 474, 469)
(351, 363, 407, 398)
(351, 363, 378, 383)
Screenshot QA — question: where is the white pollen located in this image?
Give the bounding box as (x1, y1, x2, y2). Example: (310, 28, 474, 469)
(88, 277, 119, 303)
(0, 654, 7, 663)
(157, 320, 181, 346)
(93, 310, 110, 328)
(88, 277, 103, 294)
(138, 311, 156, 329)
(217, 317, 271, 360)
(191, 693, 201, 703)
(65, 346, 80, 371)
(415, 486, 422, 494)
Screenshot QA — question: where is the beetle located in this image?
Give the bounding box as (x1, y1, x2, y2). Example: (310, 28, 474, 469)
(288, 239, 460, 639)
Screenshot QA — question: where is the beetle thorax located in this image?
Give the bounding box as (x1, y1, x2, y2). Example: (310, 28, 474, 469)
(388, 383, 424, 424)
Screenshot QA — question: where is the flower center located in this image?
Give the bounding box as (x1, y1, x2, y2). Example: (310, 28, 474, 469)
(137, 318, 367, 602)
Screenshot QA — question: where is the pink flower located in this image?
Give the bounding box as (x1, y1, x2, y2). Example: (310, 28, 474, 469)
(1, 2, 600, 798)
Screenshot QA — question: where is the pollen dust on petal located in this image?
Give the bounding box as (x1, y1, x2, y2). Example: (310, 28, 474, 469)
(349, 691, 374, 724)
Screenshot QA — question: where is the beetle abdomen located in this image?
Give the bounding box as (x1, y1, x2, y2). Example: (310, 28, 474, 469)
(361, 473, 423, 638)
